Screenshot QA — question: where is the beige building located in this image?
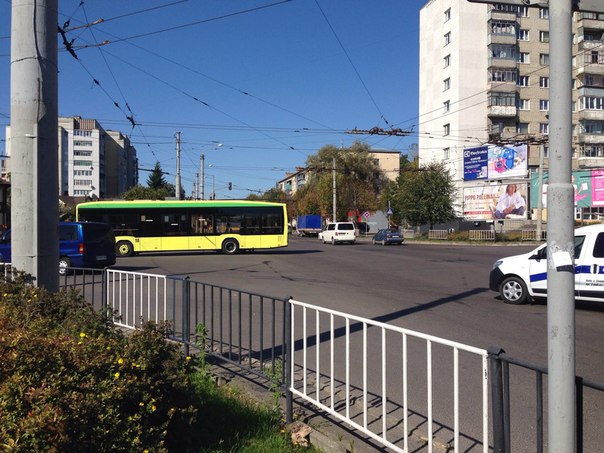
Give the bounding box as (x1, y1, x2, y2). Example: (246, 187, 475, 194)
(278, 150, 400, 196)
(419, 0, 604, 218)
(5, 116, 138, 199)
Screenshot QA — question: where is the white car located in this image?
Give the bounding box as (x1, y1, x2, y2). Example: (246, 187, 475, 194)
(318, 222, 356, 245)
(490, 223, 604, 304)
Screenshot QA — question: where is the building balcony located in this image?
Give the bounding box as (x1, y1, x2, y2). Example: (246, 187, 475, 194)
(576, 16, 604, 30)
(575, 53, 604, 76)
(577, 110, 604, 121)
(578, 39, 604, 51)
(578, 157, 604, 168)
(576, 133, 604, 144)
(488, 33, 517, 46)
(487, 105, 517, 117)
(488, 9, 517, 21)
(488, 80, 518, 92)
(577, 86, 604, 97)
(488, 57, 517, 70)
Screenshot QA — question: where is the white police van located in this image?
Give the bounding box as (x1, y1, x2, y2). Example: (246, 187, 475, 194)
(489, 224, 604, 304)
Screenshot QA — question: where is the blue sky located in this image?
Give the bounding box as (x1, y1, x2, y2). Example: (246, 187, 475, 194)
(1, 0, 426, 199)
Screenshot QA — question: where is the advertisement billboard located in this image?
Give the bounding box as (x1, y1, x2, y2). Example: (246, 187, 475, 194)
(463, 144, 528, 181)
(530, 169, 604, 208)
(463, 184, 528, 220)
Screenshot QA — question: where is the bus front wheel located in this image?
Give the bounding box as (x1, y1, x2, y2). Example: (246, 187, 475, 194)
(222, 238, 239, 254)
(117, 241, 134, 257)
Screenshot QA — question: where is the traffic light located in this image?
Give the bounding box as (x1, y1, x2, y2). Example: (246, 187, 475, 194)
(228, 182, 232, 190)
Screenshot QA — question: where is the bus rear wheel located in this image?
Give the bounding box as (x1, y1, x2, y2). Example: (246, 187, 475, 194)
(116, 241, 134, 257)
(222, 238, 239, 254)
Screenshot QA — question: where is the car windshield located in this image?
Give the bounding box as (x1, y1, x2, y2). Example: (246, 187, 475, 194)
(338, 224, 354, 230)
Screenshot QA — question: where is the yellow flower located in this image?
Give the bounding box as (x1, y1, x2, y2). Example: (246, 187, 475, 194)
(79, 332, 86, 338)
(186, 356, 192, 361)
(114, 372, 120, 379)
(151, 405, 156, 412)
(117, 358, 124, 365)
(139, 402, 144, 407)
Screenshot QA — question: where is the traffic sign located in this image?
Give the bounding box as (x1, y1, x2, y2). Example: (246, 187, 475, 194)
(362, 211, 370, 219)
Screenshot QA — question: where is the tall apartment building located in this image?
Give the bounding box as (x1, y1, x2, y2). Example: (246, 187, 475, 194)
(419, 0, 604, 220)
(5, 116, 138, 199)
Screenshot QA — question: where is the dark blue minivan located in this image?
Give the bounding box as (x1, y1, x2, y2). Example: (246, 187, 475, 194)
(0, 222, 116, 275)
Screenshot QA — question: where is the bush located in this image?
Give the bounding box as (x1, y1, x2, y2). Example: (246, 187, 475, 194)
(0, 273, 197, 452)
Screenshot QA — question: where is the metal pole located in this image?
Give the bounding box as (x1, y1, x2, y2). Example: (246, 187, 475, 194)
(547, 1, 575, 451)
(175, 132, 182, 200)
(200, 153, 205, 200)
(536, 145, 545, 241)
(10, 0, 58, 291)
(332, 157, 336, 222)
(488, 346, 506, 453)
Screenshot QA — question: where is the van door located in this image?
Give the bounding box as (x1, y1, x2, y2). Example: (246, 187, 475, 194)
(576, 232, 604, 302)
(527, 245, 548, 297)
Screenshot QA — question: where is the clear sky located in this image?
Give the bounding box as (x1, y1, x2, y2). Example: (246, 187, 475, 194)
(0, 0, 427, 199)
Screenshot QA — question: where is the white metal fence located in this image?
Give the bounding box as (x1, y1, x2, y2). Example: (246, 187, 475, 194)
(469, 230, 495, 241)
(428, 230, 449, 240)
(289, 299, 490, 453)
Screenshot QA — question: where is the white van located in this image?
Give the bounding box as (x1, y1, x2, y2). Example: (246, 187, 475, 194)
(489, 224, 604, 304)
(318, 222, 357, 245)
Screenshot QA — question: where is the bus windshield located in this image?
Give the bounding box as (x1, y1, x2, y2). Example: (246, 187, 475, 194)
(76, 200, 288, 256)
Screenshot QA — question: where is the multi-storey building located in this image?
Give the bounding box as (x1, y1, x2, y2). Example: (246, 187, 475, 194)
(419, 0, 604, 220)
(5, 116, 138, 199)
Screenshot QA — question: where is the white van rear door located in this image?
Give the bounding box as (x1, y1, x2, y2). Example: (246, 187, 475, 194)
(576, 232, 604, 302)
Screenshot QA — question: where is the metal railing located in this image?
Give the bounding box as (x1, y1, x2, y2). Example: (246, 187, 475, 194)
(289, 298, 490, 453)
(521, 230, 547, 241)
(401, 229, 415, 239)
(428, 229, 449, 240)
(469, 230, 496, 241)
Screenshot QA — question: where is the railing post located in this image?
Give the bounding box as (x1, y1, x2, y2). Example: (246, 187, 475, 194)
(488, 346, 506, 453)
(576, 376, 584, 453)
(101, 267, 108, 320)
(285, 297, 293, 423)
(182, 276, 190, 357)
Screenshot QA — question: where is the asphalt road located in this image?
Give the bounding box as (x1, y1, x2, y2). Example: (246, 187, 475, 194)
(113, 236, 604, 451)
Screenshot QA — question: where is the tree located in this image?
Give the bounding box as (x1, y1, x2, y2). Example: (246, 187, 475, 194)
(295, 141, 387, 220)
(393, 162, 456, 229)
(121, 185, 167, 200)
(146, 162, 168, 190)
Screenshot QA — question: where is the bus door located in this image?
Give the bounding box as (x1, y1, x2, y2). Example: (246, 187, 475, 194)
(138, 214, 162, 252)
(189, 214, 218, 250)
(161, 213, 190, 251)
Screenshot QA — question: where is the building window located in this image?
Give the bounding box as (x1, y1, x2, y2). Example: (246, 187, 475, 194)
(73, 140, 92, 146)
(444, 78, 451, 91)
(540, 53, 550, 65)
(540, 123, 549, 134)
(580, 96, 604, 110)
(74, 130, 92, 137)
(517, 123, 529, 134)
(517, 29, 529, 41)
(539, 99, 550, 111)
(543, 146, 549, 157)
(491, 21, 516, 36)
(443, 100, 450, 113)
(490, 92, 516, 106)
(539, 31, 549, 43)
(444, 54, 451, 68)
(517, 6, 529, 17)
(491, 45, 516, 59)
(444, 32, 451, 46)
(444, 124, 450, 136)
(581, 145, 604, 157)
(517, 75, 530, 87)
(443, 147, 450, 160)
(518, 52, 530, 64)
(74, 160, 93, 167)
(490, 69, 517, 82)
(539, 8, 549, 19)
(74, 150, 92, 157)
(444, 8, 451, 22)
(74, 179, 92, 186)
(539, 76, 549, 88)
(517, 99, 530, 110)
(583, 121, 604, 134)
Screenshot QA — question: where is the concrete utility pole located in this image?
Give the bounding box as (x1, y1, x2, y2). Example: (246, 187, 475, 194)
(332, 157, 336, 222)
(547, 1, 576, 450)
(175, 132, 182, 200)
(10, 0, 59, 291)
(200, 153, 205, 200)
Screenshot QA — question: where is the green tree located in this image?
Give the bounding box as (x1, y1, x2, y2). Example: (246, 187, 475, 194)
(394, 162, 456, 229)
(296, 141, 386, 220)
(146, 162, 168, 190)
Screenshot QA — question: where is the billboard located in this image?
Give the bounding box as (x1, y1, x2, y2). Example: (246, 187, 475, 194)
(463, 184, 528, 220)
(530, 169, 604, 208)
(463, 144, 528, 181)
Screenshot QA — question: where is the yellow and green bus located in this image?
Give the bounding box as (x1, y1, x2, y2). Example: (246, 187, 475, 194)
(76, 200, 288, 256)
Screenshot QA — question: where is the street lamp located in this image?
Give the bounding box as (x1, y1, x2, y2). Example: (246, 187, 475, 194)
(200, 143, 222, 200)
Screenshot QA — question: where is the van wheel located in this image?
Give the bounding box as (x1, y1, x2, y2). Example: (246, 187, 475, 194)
(58, 257, 71, 276)
(331, 237, 336, 245)
(500, 276, 528, 304)
(116, 241, 134, 257)
(222, 238, 239, 254)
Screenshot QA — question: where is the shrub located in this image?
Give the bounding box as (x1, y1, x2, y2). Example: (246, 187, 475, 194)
(0, 274, 197, 452)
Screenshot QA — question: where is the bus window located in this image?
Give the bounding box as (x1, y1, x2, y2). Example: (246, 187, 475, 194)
(191, 214, 214, 235)
(163, 214, 188, 236)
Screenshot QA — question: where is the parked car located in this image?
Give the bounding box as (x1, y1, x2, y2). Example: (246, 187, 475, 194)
(372, 228, 404, 246)
(318, 222, 356, 245)
(0, 222, 116, 275)
(490, 223, 604, 304)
